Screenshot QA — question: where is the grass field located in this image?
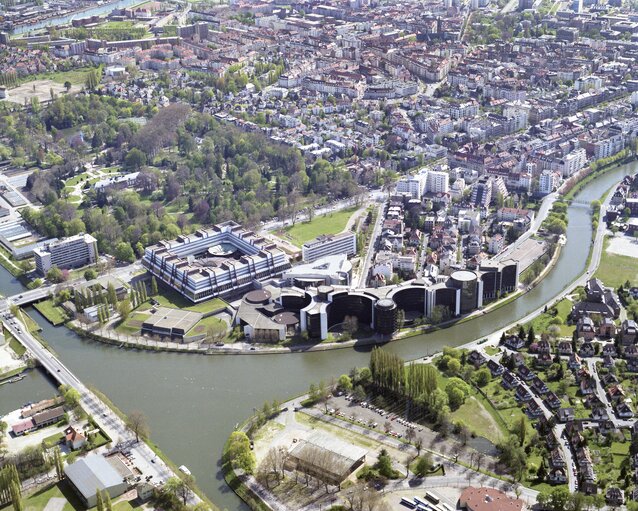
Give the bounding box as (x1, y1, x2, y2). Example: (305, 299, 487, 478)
(186, 315, 227, 337)
(0, 481, 138, 511)
(281, 207, 358, 247)
(595, 237, 638, 289)
(450, 396, 504, 444)
(136, 287, 227, 314)
(8, 334, 26, 357)
(34, 300, 68, 326)
(115, 311, 148, 335)
(526, 298, 574, 337)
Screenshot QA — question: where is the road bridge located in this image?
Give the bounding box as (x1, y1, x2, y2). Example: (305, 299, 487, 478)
(0, 300, 197, 503)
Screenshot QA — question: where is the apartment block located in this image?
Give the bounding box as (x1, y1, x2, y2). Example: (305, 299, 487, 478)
(34, 233, 98, 276)
(302, 232, 357, 263)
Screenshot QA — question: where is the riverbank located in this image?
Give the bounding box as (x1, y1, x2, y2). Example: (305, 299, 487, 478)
(1, 161, 634, 511)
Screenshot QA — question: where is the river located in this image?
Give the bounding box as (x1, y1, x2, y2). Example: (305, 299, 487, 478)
(0, 161, 635, 511)
(11, 0, 145, 35)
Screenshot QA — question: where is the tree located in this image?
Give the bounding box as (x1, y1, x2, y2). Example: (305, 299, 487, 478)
(64, 81, 72, 92)
(124, 148, 147, 171)
(126, 410, 149, 443)
(537, 490, 551, 510)
(527, 325, 535, 345)
(150, 276, 158, 296)
(549, 487, 570, 511)
(104, 493, 112, 511)
(414, 454, 432, 477)
(59, 384, 81, 408)
(165, 475, 194, 506)
(375, 449, 396, 479)
(53, 447, 63, 481)
(10, 481, 22, 511)
(227, 431, 255, 474)
(46, 266, 64, 283)
(118, 299, 131, 321)
(96, 489, 104, 511)
(85, 69, 100, 90)
(396, 309, 405, 330)
(107, 283, 118, 307)
(513, 415, 527, 446)
(337, 374, 353, 393)
(114, 242, 135, 263)
(205, 321, 226, 344)
(474, 368, 491, 387)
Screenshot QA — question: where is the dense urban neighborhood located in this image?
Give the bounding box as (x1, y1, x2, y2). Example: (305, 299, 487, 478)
(1, 0, 638, 508)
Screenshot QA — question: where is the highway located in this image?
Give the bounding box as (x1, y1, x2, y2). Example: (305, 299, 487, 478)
(1, 308, 197, 503)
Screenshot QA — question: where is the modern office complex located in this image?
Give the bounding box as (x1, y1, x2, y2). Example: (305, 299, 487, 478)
(296, 261, 517, 340)
(302, 231, 357, 263)
(142, 221, 291, 302)
(34, 233, 98, 276)
(236, 260, 519, 341)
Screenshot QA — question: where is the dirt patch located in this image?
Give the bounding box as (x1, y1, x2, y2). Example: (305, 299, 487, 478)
(3, 80, 78, 105)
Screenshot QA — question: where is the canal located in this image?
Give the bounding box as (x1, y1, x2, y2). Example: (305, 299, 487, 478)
(0, 162, 635, 511)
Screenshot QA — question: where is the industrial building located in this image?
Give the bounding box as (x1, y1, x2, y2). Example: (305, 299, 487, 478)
(286, 433, 367, 487)
(64, 454, 129, 507)
(140, 307, 203, 340)
(142, 221, 291, 302)
(301, 231, 357, 263)
(34, 233, 98, 276)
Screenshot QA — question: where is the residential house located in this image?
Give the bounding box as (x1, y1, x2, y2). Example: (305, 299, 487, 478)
(579, 341, 595, 357)
(576, 316, 596, 341)
(505, 336, 525, 350)
(468, 350, 487, 367)
(502, 371, 521, 390)
(621, 320, 638, 346)
(65, 426, 86, 451)
(606, 487, 625, 506)
(517, 365, 535, 381)
(615, 402, 634, 419)
(557, 408, 575, 423)
(557, 341, 573, 355)
(487, 359, 504, 376)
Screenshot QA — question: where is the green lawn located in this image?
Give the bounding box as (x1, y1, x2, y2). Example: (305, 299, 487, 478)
(64, 173, 90, 187)
(8, 334, 26, 356)
(595, 237, 638, 289)
(34, 300, 68, 326)
(115, 311, 148, 335)
(526, 298, 574, 337)
(137, 287, 227, 314)
(281, 207, 358, 247)
(185, 315, 227, 337)
(450, 396, 504, 444)
(0, 481, 140, 511)
(42, 432, 64, 449)
(24, 68, 97, 87)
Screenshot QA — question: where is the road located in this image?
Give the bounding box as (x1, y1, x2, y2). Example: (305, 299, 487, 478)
(353, 201, 386, 288)
(260, 190, 387, 233)
(493, 191, 558, 264)
(2, 261, 143, 307)
(478, 348, 577, 492)
(1, 310, 197, 503)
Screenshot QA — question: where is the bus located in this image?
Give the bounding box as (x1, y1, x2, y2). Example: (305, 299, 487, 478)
(441, 503, 454, 511)
(400, 497, 416, 509)
(425, 492, 440, 505)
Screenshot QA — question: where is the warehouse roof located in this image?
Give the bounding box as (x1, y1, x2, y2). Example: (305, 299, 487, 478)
(64, 454, 125, 500)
